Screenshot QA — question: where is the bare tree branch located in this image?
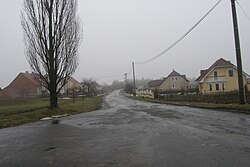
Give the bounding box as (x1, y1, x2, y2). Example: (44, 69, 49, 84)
(21, 0, 82, 108)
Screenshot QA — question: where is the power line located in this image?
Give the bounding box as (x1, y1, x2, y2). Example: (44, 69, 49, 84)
(135, 0, 223, 65)
(236, 0, 250, 22)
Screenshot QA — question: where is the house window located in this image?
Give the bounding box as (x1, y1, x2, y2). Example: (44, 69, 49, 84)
(216, 83, 219, 91)
(214, 71, 218, 80)
(222, 83, 225, 91)
(172, 78, 174, 81)
(214, 71, 218, 77)
(176, 77, 177, 80)
(228, 69, 233, 77)
(173, 84, 175, 88)
(209, 84, 212, 91)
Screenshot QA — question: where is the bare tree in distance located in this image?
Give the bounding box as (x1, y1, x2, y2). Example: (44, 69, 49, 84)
(21, 0, 82, 108)
(81, 78, 98, 97)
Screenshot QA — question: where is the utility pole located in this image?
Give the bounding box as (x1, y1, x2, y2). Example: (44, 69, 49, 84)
(230, 0, 246, 104)
(132, 62, 136, 96)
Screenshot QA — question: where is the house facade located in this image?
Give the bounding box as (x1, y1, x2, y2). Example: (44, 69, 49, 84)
(159, 70, 189, 92)
(148, 70, 189, 92)
(0, 71, 81, 98)
(0, 71, 43, 98)
(196, 58, 250, 94)
(61, 77, 81, 95)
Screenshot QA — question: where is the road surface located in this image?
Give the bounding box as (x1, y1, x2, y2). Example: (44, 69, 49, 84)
(1, 90, 250, 167)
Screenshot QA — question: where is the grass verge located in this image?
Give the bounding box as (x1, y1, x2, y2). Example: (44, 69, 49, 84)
(127, 95, 250, 114)
(0, 97, 102, 128)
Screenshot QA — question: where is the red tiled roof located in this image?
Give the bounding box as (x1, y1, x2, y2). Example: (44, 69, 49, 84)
(4, 72, 41, 91)
(1, 72, 42, 97)
(22, 72, 40, 86)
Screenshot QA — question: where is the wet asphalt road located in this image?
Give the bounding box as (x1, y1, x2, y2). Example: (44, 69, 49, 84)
(1, 90, 250, 167)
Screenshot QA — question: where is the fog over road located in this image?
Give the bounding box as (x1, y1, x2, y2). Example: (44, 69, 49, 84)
(1, 90, 250, 167)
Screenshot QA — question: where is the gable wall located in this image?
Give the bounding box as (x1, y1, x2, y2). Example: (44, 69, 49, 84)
(159, 76, 188, 91)
(3, 73, 39, 97)
(200, 67, 248, 94)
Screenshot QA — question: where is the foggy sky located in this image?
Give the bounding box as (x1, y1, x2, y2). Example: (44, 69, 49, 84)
(0, 0, 250, 88)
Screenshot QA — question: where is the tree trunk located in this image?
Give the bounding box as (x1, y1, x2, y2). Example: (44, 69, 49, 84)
(50, 83, 58, 109)
(48, 0, 58, 109)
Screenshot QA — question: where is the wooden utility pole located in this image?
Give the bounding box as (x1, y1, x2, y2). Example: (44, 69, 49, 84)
(132, 62, 136, 96)
(230, 0, 246, 104)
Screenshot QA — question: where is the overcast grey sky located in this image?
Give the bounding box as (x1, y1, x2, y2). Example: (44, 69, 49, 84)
(0, 0, 249, 88)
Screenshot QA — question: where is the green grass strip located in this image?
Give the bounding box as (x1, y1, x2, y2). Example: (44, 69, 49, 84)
(0, 97, 102, 128)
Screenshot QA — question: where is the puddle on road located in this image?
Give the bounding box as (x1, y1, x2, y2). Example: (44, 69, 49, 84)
(44, 147, 56, 152)
(144, 109, 181, 119)
(131, 105, 181, 119)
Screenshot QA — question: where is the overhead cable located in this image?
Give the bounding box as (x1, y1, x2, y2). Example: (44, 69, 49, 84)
(136, 0, 223, 65)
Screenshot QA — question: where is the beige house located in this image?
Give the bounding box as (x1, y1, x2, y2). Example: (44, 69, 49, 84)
(61, 77, 81, 94)
(148, 70, 189, 92)
(196, 58, 250, 94)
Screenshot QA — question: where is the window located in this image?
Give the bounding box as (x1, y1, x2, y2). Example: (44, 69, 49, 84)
(176, 77, 177, 81)
(209, 84, 212, 91)
(214, 71, 218, 81)
(228, 69, 233, 77)
(216, 84, 219, 91)
(214, 71, 218, 77)
(172, 78, 174, 81)
(222, 83, 225, 91)
(173, 84, 175, 88)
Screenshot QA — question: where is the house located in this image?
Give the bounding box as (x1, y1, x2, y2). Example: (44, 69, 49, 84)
(148, 70, 189, 92)
(148, 79, 163, 90)
(0, 71, 43, 98)
(61, 77, 81, 95)
(0, 71, 81, 98)
(196, 58, 250, 94)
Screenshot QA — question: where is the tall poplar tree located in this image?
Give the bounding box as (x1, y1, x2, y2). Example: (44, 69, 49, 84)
(21, 0, 82, 108)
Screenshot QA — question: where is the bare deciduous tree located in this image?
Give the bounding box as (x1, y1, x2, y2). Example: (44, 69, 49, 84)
(81, 78, 98, 97)
(21, 0, 82, 108)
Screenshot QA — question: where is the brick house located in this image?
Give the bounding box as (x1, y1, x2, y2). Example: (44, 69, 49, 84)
(0, 71, 43, 98)
(0, 71, 81, 98)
